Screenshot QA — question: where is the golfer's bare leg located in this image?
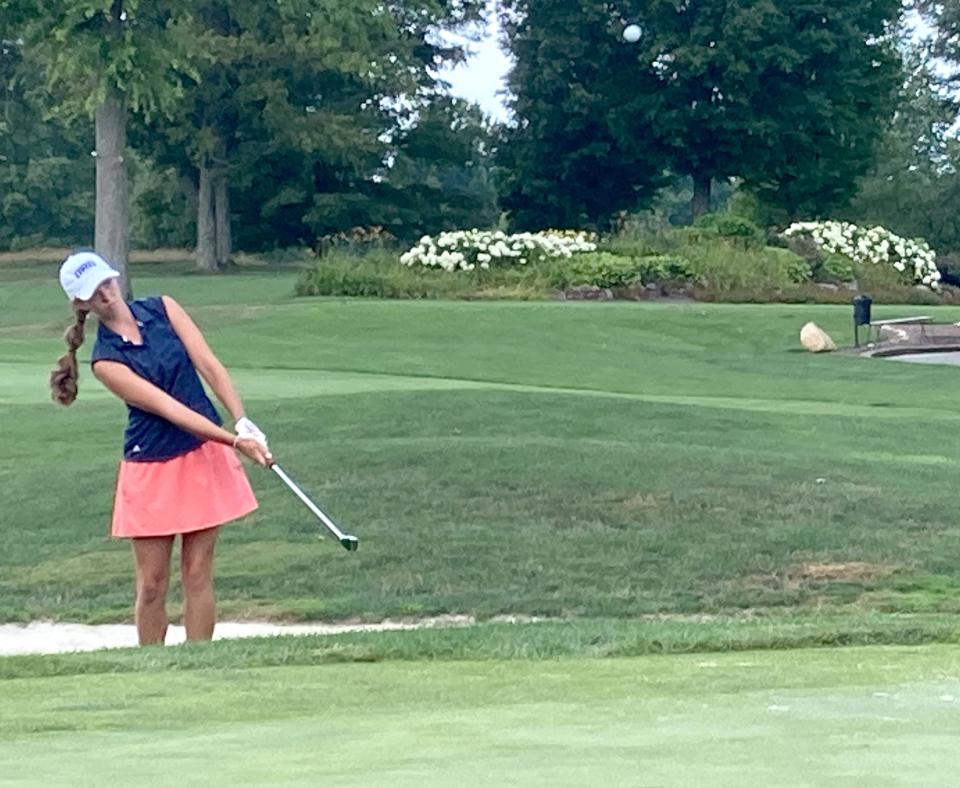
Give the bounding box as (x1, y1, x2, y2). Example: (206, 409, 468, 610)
(181, 526, 219, 641)
(131, 536, 174, 646)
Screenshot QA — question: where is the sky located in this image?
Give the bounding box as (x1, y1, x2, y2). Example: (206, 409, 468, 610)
(439, 2, 512, 123)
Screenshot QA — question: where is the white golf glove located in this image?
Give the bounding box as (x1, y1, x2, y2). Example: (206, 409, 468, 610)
(235, 416, 268, 450)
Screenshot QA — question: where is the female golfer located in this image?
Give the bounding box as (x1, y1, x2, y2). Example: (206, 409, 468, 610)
(50, 250, 272, 646)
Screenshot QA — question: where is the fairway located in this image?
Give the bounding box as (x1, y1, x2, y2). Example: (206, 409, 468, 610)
(2, 644, 959, 786)
(7, 260, 960, 624)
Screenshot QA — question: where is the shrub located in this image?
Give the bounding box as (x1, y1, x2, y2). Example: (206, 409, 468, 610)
(816, 253, 856, 284)
(400, 229, 597, 271)
(558, 252, 644, 289)
(295, 253, 452, 298)
(692, 213, 766, 248)
(635, 254, 695, 283)
(295, 251, 552, 300)
(785, 221, 940, 289)
(682, 244, 810, 293)
(767, 248, 813, 284)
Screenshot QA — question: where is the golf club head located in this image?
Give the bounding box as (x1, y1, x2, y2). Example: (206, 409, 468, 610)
(340, 535, 360, 551)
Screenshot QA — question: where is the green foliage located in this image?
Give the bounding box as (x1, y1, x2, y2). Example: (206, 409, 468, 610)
(601, 219, 678, 259)
(682, 243, 811, 293)
(294, 235, 818, 300)
(8, 1, 195, 119)
(854, 258, 915, 291)
(294, 252, 551, 300)
(499, 0, 903, 225)
(771, 248, 814, 284)
(372, 98, 500, 243)
(553, 251, 694, 290)
(553, 252, 644, 289)
(692, 213, 766, 248)
(496, 1, 668, 230)
(0, 40, 94, 250)
(129, 157, 194, 249)
(817, 253, 856, 284)
(636, 255, 695, 283)
(137, 1, 491, 255)
(844, 45, 960, 253)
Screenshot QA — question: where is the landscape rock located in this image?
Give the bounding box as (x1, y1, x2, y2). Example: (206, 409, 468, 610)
(800, 322, 837, 353)
(565, 285, 613, 301)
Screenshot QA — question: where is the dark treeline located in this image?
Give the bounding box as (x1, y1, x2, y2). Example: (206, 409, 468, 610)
(1, 0, 959, 275)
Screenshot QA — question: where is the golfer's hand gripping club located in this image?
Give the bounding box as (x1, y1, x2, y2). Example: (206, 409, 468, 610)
(236, 416, 268, 449)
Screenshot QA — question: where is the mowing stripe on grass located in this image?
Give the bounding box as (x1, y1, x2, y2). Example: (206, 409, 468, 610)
(5, 360, 960, 425)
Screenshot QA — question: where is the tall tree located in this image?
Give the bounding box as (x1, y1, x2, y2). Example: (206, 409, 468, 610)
(0, 36, 94, 250)
(845, 43, 960, 252)
(9, 1, 194, 295)
(498, 0, 668, 231)
(374, 97, 499, 240)
(499, 0, 902, 226)
(137, 0, 485, 268)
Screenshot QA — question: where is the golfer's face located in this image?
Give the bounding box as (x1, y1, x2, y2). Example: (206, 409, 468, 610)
(77, 277, 121, 312)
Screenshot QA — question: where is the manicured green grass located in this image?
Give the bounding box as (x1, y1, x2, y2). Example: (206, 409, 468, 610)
(5, 615, 960, 680)
(7, 256, 960, 785)
(3, 641, 960, 786)
(6, 258, 960, 627)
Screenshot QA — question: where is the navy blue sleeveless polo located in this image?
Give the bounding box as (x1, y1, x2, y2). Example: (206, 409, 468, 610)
(90, 296, 222, 462)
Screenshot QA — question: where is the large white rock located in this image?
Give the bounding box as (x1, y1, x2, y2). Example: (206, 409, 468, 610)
(800, 322, 837, 353)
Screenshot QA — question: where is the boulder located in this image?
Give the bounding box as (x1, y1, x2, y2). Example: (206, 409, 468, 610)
(800, 322, 837, 353)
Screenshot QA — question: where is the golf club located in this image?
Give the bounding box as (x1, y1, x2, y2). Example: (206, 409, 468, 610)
(270, 463, 359, 551)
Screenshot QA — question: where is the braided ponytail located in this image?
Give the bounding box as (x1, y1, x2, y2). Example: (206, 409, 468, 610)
(50, 308, 89, 406)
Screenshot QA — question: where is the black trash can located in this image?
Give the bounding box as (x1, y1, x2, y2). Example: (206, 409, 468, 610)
(853, 295, 872, 347)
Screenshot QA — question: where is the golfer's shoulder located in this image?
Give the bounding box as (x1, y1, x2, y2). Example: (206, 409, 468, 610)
(155, 294, 192, 317)
(131, 295, 173, 320)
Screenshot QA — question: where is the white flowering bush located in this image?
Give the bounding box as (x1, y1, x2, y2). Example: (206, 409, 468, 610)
(784, 221, 940, 290)
(399, 229, 598, 272)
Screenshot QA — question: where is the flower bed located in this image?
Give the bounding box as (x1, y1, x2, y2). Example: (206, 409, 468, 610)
(784, 221, 940, 290)
(399, 229, 597, 272)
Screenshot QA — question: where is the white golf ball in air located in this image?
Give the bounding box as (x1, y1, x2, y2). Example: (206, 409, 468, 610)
(623, 24, 642, 43)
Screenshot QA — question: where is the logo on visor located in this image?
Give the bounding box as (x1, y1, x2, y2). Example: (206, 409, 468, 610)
(74, 260, 97, 278)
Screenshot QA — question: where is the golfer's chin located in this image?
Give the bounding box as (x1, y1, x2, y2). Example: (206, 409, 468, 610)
(76, 292, 120, 314)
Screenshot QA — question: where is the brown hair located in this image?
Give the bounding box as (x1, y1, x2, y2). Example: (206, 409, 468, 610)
(50, 308, 89, 406)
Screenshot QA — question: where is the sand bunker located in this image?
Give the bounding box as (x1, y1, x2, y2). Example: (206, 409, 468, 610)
(0, 616, 478, 656)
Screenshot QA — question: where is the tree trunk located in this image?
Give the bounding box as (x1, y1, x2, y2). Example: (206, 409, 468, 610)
(691, 175, 712, 219)
(214, 171, 232, 268)
(95, 90, 131, 298)
(196, 164, 218, 271)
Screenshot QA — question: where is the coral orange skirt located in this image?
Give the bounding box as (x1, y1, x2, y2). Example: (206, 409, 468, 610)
(111, 441, 258, 538)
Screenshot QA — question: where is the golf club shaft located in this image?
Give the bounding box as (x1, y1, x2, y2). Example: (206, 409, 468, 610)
(270, 463, 348, 542)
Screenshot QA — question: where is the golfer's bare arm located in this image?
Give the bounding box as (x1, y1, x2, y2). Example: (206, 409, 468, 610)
(92, 363, 269, 466)
(161, 295, 246, 422)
